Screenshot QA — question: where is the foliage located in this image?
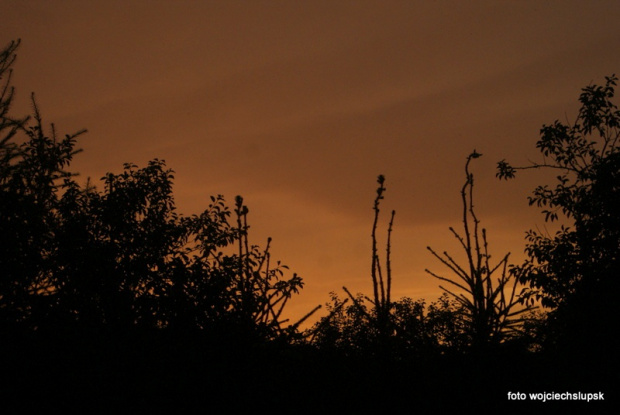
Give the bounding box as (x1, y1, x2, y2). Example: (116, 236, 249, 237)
(426, 152, 533, 348)
(1, 38, 86, 325)
(0, 40, 26, 148)
(369, 175, 395, 334)
(0, 40, 306, 341)
(308, 176, 471, 356)
(309, 291, 468, 356)
(310, 176, 401, 353)
(497, 75, 620, 352)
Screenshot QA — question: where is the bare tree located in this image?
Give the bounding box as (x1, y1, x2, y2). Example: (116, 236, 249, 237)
(426, 151, 534, 348)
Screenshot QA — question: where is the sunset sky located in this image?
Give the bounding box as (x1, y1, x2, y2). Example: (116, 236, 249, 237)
(3, 1, 620, 324)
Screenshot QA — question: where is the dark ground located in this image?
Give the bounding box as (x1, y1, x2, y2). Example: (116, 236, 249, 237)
(0, 329, 615, 414)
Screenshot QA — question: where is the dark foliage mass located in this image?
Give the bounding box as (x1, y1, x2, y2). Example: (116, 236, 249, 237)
(498, 75, 620, 357)
(0, 39, 615, 411)
(0, 40, 305, 342)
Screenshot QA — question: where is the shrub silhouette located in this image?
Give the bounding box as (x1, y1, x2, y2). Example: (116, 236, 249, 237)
(311, 163, 532, 357)
(2, 38, 614, 412)
(0, 39, 307, 342)
(309, 175, 470, 357)
(426, 151, 534, 349)
(498, 75, 620, 356)
(1, 40, 86, 327)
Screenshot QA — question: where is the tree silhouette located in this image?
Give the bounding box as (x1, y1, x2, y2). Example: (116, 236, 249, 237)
(0, 39, 24, 145)
(0, 39, 308, 342)
(426, 151, 534, 349)
(1, 39, 86, 327)
(309, 175, 469, 357)
(498, 75, 620, 355)
(2, 38, 615, 412)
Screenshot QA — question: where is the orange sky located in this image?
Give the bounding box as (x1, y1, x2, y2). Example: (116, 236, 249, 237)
(3, 1, 620, 325)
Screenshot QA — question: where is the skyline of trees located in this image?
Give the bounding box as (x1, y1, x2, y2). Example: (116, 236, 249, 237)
(1, 38, 615, 411)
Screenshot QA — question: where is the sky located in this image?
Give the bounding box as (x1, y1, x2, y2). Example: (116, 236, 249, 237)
(3, 0, 620, 325)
